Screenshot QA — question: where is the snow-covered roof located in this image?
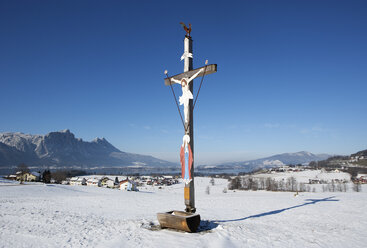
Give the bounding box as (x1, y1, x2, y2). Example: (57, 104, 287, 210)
(70, 177, 85, 182)
(30, 172, 40, 177)
(87, 178, 100, 183)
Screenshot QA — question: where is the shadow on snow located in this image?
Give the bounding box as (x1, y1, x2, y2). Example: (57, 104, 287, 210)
(213, 196, 339, 223)
(197, 220, 219, 233)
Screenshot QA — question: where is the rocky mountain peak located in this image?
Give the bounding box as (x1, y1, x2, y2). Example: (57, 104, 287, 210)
(0, 130, 175, 169)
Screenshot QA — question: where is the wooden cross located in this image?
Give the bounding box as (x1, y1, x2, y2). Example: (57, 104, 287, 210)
(164, 64, 217, 86)
(164, 36, 217, 213)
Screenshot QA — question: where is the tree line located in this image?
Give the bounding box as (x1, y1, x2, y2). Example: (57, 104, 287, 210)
(228, 176, 360, 193)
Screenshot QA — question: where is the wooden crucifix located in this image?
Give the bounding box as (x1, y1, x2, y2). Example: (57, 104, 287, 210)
(164, 28, 217, 213)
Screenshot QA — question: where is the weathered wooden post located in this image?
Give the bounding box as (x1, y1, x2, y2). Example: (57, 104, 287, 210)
(184, 35, 196, 213)
(157, 23, 217, 232)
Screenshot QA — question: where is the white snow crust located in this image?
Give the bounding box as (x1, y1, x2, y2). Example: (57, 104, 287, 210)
(0, 177, 366, 247)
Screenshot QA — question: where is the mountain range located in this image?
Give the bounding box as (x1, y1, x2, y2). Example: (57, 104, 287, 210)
(0, 130, 176, 171)
(1, 130, 335, 175)
(197, 151, 333, 173)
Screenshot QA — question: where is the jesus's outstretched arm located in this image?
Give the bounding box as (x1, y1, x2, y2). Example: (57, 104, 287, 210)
(170, 78, 181, 84)
(187, 68, 204, 84)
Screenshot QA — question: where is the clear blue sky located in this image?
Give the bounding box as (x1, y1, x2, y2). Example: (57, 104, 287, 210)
(1, 0, 366, 164)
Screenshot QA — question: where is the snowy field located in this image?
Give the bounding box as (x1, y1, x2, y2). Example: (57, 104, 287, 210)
(1, 177, 366, 248)
(0, 178, 20, 185)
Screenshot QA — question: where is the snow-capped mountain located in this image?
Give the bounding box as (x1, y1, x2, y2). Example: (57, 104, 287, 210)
(198, 151, 332, 173)
(0, 130, 176, 169)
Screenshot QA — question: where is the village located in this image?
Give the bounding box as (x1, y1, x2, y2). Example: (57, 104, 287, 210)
(3, 171, 180, 192)
(3, 163, 367, 195)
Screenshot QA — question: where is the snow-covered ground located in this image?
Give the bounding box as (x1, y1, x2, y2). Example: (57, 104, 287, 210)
(0, 178, 19, 185)
(1, 177, 366, 247)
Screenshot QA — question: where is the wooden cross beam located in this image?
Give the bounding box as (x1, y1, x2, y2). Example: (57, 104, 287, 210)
(164, 64, 217, 86)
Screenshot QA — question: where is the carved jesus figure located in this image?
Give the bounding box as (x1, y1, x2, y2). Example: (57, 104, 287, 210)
(180, 134, 192, 184)
(170, 68, 204, 124)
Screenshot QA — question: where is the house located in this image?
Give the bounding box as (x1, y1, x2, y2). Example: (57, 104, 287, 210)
(70, 177, 86, 186)
(275, 166, 290, 172)
(6, 175, 17, 180)
(119, 179, 138, 191)
(15, 171, 40, 182)
(99, 177, 115, 188)
(15, 171, 24, 181)
(30, 172, 40, 181)
(86, 178, 101, 187)
(355, 174, 367, 184)
(106, 179, 115, 188)
(24, 172, 36, 181)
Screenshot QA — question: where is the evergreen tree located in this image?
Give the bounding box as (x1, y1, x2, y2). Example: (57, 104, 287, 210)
(43, 170, 51, 183)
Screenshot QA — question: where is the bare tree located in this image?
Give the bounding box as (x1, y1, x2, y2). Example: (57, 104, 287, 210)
(278, 180, 285, 192)
(228, 176, 241, 190)
(306, 185, 311, 192)
(16, 163, 29, 174)
(336, 183, 342, 192)
(251, 179, 258, 191)
(343, 183, 348, 192)
(299, 183, 306, 192)
(286, 177, 297, 192)
(241, 177, 248, 190)
(42, 170, 52, 183)
(322, 185, 327, 192)
(259, 178, 266, 190)
(247, 177, 254, 190)
(353, 183, 361, 192)
(266, 177, 272, 191)
(330, 180, 336, 192)
(52, 170, 67, 184)
(210, 177, 215, 186)
(205, 185, 210, 195)
(16, 163, 30, 183)
(269, 178, 278, 191)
